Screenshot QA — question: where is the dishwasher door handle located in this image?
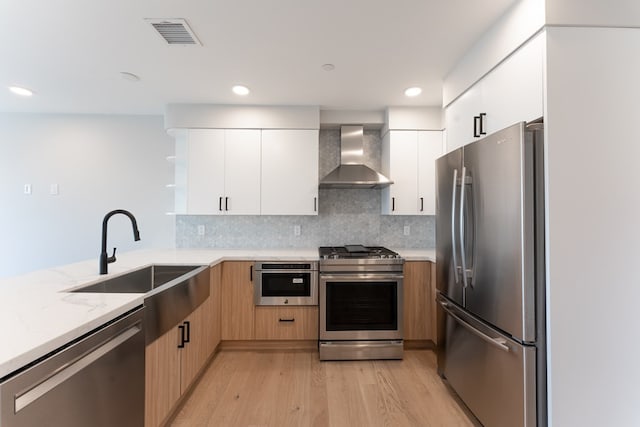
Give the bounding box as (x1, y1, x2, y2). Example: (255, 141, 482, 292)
(14, 324, 142, 412)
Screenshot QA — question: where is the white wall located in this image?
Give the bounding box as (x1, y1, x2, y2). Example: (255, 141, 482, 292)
(0, 114, 175, 278)
(545, 27, 640, 426)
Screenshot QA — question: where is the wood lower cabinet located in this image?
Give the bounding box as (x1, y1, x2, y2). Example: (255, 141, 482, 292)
(143, 259, 438, 426)
(145, 326, 181, 427)
(254, 306, 318, 340)
(145, 299, 212, 427)
(179, 302, 210, 391)
(221, 261, 255, 340)
(208, 263, 222, 353)
(403, 261, 435, 342)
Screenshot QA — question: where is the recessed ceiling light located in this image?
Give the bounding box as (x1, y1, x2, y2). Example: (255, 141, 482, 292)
(120, 72, 140, 82)
(8, 86, 34, 97)
(232, 85, 250, 96)
(321, 63, 335, 72)
(404, 87, 422, 97)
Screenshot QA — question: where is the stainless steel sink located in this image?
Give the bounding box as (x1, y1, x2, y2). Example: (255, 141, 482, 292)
(70, 265, 201, 293)
(69, 264, 211, 344)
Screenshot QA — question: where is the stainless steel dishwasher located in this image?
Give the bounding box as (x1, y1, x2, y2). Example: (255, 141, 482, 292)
(0, 306, 145, 427)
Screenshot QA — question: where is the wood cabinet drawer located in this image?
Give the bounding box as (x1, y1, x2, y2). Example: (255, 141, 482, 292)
(254, 306, 318, 340)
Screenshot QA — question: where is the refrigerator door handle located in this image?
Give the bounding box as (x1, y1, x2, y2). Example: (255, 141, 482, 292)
(439, 300, 510, 353)
(451, 169, 460, 284)
(459, 166, 471, 288)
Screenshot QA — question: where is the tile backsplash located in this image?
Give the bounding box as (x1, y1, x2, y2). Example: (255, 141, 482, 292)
(175, 129, 435, 250)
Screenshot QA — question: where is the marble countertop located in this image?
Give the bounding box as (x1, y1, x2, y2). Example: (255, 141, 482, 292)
(397, 248, 436, 262)
(0, 247, 434, 379)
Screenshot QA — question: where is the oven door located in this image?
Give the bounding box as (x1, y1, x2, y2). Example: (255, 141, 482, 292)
(319, 273, 403, 340)
(255, 270, 318, 306)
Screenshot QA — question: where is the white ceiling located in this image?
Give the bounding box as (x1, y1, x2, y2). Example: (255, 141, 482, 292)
(0, 0, 516, 115)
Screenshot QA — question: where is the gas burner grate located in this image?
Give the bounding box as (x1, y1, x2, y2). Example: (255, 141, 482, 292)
(319, 245, 400, 260)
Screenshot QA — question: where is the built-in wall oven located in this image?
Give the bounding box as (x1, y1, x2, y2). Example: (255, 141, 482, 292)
(319, 245, 404, 360)
(253, 261, 318, 306)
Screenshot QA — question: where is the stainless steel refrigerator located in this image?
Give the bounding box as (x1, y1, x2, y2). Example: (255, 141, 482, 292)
(436, 121, 546, 426)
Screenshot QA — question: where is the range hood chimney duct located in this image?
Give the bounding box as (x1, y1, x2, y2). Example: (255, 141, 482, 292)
(319, 125, 393, 189)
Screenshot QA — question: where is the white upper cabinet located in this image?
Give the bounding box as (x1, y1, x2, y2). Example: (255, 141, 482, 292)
(382, 131, 418, 215)
(223, 129, 261, 215)
(175, 128, 318, 215)
(482, 32, 544, 135)
(445, 32, 544, 152)
(417, 131, 443, 215)
(261, 129, 319, 215)
(180, 129, 261, 215)
(382, 130, 443, 215)
(444, 84, 483, 153)
(184, 129, 225, 215)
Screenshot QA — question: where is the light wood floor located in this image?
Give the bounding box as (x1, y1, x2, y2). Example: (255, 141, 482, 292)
(169, 349, 477, 427)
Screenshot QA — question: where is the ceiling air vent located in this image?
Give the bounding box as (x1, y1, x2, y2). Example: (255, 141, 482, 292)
(145, 18, 202, 46)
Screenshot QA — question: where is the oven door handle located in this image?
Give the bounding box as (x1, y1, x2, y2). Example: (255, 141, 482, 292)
(320, 274, 404, 281)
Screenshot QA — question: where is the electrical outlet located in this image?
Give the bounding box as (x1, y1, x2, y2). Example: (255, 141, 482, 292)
(197, 225, 205, 236)
(294, 225, 301, 236)
(403, 225, 410, 236)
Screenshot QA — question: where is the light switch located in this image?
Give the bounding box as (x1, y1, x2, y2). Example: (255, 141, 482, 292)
(50, 184, 59, 195)
(23, 184, 31, 195)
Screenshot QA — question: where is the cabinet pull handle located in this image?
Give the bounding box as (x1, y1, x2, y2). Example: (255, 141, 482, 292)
(219, 197, 223, 211)
(479, 113, 487, 135)
(178, 325, 186, 348)
(473, 115, 480, 138)
(278, 318, 295, 322)
(225, 197, 229, 211)
(420, 197, 424, 212)
(250, 265, 253, 282)
(183, 321, 191, 343)
(314, 197, 317, 212)
(392, 197, 395, 211)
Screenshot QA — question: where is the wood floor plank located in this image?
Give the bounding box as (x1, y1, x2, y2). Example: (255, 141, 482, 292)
(325, 361, 370, 427)
(169, 350, 475, 427)
(309, 351, 330, 427)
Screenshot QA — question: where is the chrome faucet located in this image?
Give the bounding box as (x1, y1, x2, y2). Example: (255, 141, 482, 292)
(100, 209, 140, 274)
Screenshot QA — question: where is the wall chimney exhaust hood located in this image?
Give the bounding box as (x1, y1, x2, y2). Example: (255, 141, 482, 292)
(319, 125, 393, 189)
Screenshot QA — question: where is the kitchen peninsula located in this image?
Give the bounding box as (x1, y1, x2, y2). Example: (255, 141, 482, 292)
(0, 248, 434, 378)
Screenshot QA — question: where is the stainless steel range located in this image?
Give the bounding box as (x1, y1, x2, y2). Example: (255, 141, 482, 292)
(318, 245, 404, 361)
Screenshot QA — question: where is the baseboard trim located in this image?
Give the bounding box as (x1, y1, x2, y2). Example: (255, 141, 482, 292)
(220, 340, 318, 352)
(404, 339, 435, 350)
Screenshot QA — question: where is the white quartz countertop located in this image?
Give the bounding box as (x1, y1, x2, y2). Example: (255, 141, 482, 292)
(397, 249, 436, 262)
(0, 247, 433, 379)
